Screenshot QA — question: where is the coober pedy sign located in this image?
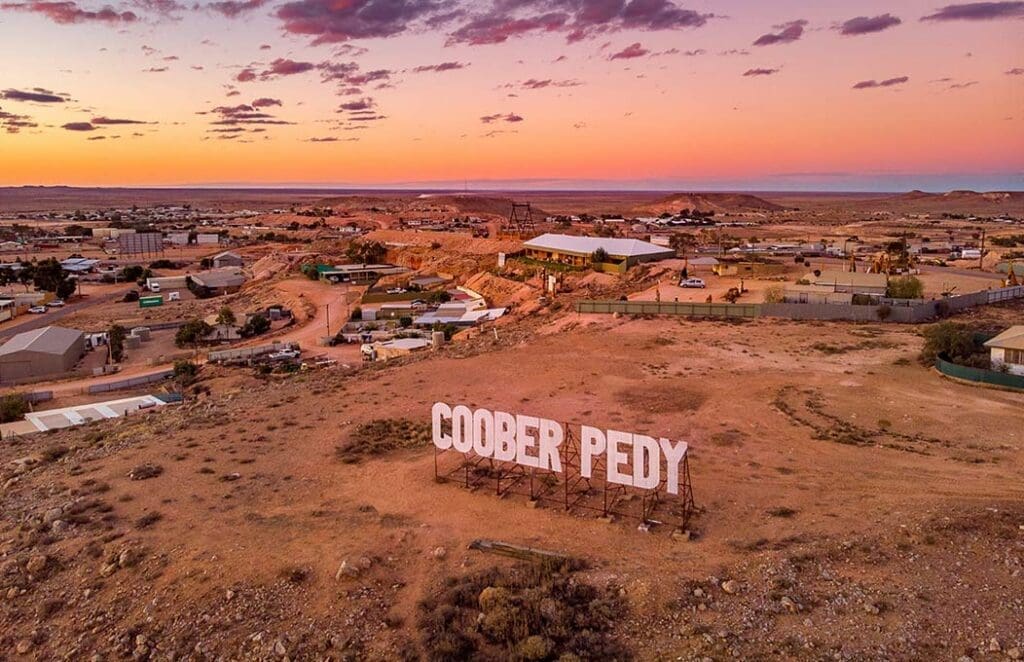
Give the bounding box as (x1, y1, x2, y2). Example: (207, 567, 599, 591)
(431, 402, 696, 528)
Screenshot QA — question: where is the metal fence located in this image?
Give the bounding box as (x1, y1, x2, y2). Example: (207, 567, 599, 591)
(575, 300, 759, 318)
(86, 369, 175, 394)
(207, 341, 297, 363)
(935, 356, 1024, 391)
(575, 286, 1024, 324)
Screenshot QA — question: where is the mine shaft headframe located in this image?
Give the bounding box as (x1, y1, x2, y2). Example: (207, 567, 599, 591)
(507, 202, 535, 234)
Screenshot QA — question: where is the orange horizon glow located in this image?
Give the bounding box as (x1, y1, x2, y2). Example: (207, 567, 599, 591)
(1, 0, 1022, 190)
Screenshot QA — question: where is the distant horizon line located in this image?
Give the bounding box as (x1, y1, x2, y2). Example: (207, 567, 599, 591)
(3, 184, 1023, 195)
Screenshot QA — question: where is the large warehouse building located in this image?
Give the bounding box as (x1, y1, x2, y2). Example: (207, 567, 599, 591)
(0, 326, 86, 384)
(523, 233, 675, 268)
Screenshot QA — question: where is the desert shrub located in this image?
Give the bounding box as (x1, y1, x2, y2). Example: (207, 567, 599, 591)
(399, 316, 413, 328)
(350, 306, 362, 321)
(876, 304, 892, 321)
(173, 360, 199, 386)
(887, 275, 924, 299)
(216, 306, 236, 326)
(920, 321, 988, 367)
(763, 285, 784, 304)
(0, 393, 29, 423)
(335, 418, 432, 463)
(419, 559, 629, 662)
(591, 247, 610, 265)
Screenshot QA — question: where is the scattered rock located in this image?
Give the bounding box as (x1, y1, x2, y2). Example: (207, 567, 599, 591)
(990, 638, 1002, 653)
(15, 639, 32, 654)
(128, 464, 163, 480)
(721, 580, 739, 595)
(335, 560, 360, 580)
(26, 555, 48, 575)
(431, 546, 447, 560)
(1006, 647, 1021, 660)
(42, 507, 63, 524)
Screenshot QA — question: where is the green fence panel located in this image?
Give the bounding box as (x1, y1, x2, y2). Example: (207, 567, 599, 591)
(935, 356, 1024, 391)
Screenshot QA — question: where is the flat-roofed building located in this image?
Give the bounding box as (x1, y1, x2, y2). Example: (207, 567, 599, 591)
(523, 233, 675, 268)
(805, 271, 888, 296)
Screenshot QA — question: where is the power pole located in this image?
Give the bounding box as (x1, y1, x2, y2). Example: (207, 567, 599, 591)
(979, 228, 985, 270)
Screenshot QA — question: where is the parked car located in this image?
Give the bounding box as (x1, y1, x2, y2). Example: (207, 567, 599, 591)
(167, 291, 181, 301)
(149, 282, 161, 293)
(47, 299, 65, 307)
(266, 349, 300, 361)
(679, 278, 707, 288)
(385, 287, 407, 295)
(28, 305, 48, 314)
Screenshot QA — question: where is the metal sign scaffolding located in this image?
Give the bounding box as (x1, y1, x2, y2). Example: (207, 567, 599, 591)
(434, 425, 696, 531)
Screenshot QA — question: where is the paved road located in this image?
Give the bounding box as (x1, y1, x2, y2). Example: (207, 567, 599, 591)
(0, 289, 129, 341)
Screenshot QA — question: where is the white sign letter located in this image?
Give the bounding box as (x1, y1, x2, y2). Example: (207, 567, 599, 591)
(472, 408, 495, 457)
(537, 418, 563, 473)
(493, 411, 517, 462)
(606, 429, 633, 487)
(451, 405, 473, 453)
(515, 414, 540, 468)
(633, 435, 660, 490)
(580, 426, 606, 478)
(431, 402, 452, 450)
(659, 438, 688, 495)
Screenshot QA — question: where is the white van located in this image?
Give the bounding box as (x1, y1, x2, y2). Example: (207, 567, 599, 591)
(149, 282, 161, 293)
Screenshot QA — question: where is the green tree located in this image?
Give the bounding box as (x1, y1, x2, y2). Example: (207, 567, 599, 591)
(240, 314, 270, 338)
(32, 258, 65, 292)
(175, 319, 212, 348)
(886, 275, 924, 299)
(109, 324, 127, 363)
(172, 359, 199, 386)
(56, 278, 76, 300)
(216, 306, 236, 326)
(591, 247, 610, 264)
(920, 322, 986, 367)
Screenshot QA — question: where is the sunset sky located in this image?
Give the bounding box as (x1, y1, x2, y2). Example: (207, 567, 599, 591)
(0, 0, 1022, 190)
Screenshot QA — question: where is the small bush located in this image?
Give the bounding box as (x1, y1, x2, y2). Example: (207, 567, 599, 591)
(335, 418, 432, 463)
(419, 559, 629, 662)
(0, 393, 29, 423)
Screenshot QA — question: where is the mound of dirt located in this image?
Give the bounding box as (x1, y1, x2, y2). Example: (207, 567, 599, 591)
(463, 272, 537, 308)
(634, 192, 785, 215)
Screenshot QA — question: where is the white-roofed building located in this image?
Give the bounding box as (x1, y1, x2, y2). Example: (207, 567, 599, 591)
(523, 233, 675, 268)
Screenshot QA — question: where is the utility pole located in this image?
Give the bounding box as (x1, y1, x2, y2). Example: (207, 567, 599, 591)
(979, 228, 985, 270)
(326, 302, 331, 338)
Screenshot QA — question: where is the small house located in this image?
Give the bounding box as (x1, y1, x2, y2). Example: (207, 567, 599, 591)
(984, 326, 1024, 376)
(805, 271, 888, 296)
(211, 251, 244, 269)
